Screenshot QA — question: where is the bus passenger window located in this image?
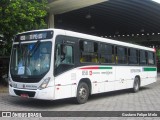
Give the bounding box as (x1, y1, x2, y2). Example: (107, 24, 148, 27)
(128, 48, 138, 64)
(148, 52, 155, 65)
(100, 44, 114, 64)
(116, 46, 127, 64)
(79, 40, 98, 63)
(140, 50, 147, 65)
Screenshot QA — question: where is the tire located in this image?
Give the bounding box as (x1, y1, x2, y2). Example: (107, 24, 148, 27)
(76, 82, 89, 104)
(132, 77, 140, 93)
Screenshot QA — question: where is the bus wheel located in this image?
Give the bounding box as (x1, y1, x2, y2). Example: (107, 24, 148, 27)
(76, 82, 89, 104)
(132, 77, 140, 93)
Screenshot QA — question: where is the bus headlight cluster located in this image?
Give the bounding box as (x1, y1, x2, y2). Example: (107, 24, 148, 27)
(8, 77, 17, 88)
(39, 77, 50, 90)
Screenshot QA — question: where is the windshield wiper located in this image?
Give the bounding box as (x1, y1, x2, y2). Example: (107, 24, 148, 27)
(29, 40, 41, 57)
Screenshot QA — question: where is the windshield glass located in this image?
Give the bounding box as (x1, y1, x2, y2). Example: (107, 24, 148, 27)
(10, 41, 52, 77)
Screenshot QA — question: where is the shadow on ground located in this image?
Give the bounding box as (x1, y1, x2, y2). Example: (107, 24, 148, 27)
(4, 86, 151, 110)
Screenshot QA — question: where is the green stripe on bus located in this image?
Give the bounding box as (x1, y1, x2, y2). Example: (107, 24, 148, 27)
(143, 67, 157, 71)
(99, 67, 112, 69)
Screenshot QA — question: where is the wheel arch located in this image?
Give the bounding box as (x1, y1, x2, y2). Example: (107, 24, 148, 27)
(78, 78, 92, 95)
(135, 75, 141, 86)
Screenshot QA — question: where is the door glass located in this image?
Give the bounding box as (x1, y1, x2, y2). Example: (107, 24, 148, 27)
(54, 44, 74, 76)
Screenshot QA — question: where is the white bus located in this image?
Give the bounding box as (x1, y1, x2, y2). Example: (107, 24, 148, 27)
(9, 29, 157, 104)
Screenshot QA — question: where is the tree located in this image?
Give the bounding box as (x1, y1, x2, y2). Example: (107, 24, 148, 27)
(0, 0, 48, 56)
(156, 49, 160, 60)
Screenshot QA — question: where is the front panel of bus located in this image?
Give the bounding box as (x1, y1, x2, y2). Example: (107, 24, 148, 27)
(9, 30, 55, 100)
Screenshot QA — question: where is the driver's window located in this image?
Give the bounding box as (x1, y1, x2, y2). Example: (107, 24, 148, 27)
(55, 44, 61, 67)
(54, 44, 74, 76)
(55, 44, 73, 68)
(62, 45, 73, 64)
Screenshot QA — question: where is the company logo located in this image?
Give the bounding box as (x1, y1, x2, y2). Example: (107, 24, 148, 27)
(89, 71, 92, 75)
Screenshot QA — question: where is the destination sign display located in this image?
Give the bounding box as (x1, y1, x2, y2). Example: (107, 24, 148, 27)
(15, 30, 53, 42)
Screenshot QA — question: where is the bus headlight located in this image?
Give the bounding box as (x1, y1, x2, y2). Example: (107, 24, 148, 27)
(39, 77, 50, 90)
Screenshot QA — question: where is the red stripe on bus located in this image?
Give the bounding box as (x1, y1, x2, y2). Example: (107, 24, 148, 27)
(80, 67, 99, 69)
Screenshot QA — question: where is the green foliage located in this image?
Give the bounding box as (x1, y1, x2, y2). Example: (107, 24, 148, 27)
(156, 49, 160, 58)
(0, 0, 48, 56)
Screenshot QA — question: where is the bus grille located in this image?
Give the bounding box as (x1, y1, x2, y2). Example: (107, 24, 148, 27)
(14, 90, 35, 97)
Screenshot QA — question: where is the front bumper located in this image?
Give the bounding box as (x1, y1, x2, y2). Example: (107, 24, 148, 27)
(9, 86, 54, 100)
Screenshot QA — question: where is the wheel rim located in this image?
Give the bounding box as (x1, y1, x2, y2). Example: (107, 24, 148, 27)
(79, 87, 87, 100)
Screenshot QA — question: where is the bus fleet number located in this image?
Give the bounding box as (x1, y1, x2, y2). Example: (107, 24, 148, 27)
(82, 71, 88, 75)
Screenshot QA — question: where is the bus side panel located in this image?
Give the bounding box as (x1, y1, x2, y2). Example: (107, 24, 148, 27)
(79, 68, 105, 94)
(147, 68, 157, 84)
(79, 66, 115, 94)
(141, 67, 157, 86)
(91, 69, 105, 94)
(104, 66, 115, 92)
(54, 69, 77, 100)
(115, 66, 142, 90)
(139, 67, 148, 86)
(126, 66, 142, 89)
(115, 66, 129, 90)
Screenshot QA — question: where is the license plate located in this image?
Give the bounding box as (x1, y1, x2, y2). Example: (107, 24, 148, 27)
(20, 94, 29, 98)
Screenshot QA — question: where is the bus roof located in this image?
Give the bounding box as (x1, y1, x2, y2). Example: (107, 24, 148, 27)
(64, 29, 154, 52)
(17, 28, 154, 52)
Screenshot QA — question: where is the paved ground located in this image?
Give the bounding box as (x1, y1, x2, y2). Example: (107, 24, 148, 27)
(0, 75, 160, 120)
(0, 85, 8, 93)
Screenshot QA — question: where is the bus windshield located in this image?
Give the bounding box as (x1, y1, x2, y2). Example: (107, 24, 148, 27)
(10, 41, 52, 77)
